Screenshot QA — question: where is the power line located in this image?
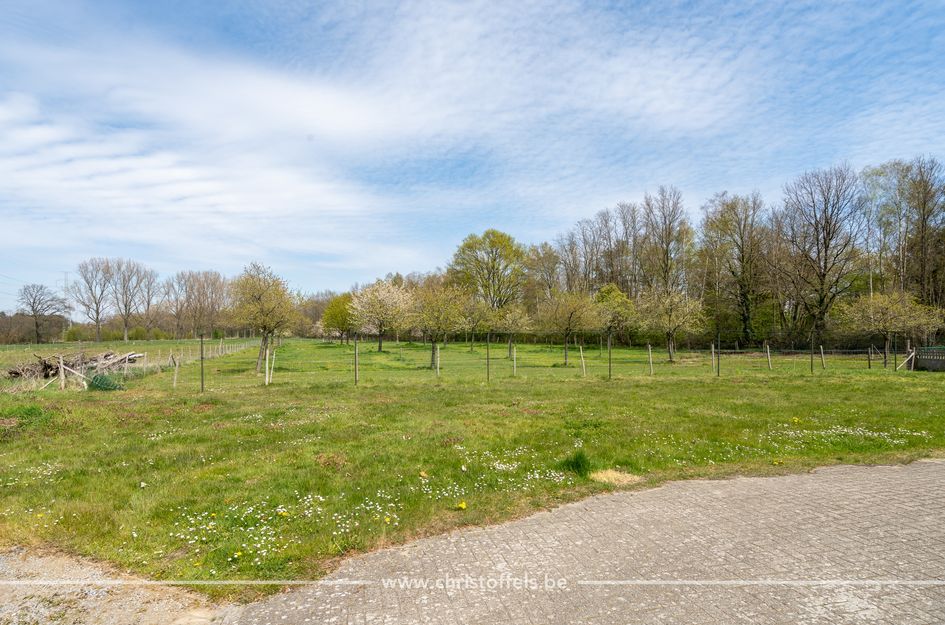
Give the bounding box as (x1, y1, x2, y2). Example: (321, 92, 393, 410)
(0, 272, 26, 284)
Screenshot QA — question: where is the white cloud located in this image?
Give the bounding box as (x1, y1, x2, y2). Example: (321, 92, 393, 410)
(0, 0, 942, 312)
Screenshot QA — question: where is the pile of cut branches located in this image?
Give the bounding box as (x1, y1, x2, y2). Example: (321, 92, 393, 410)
(5, 352, 144, 380)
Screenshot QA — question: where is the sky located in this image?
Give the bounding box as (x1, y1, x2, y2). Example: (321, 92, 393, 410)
(1, 0, 944, 312)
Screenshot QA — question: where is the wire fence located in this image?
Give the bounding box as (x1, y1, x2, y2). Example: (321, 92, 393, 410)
(3, 336, 934, 395)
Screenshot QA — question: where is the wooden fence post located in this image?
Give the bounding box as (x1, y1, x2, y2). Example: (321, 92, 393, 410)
(711, 343, 715, 373)
(58, 356, 65, 390)
(579, 344, 586, 377)
(647, 344, 654, 375)
(486, 337, 491, 382)
(607, 333, 612, 380)
(200, 335, 205, 393)
(435, 344, 440, 377)
(513, 345, 517, 377)
(354, 337, 359, 386)
(809, 335, 814, 375)
(819, 345, 826, 370)
(765, 342, 772, 371)
(716, 341, 721, 377)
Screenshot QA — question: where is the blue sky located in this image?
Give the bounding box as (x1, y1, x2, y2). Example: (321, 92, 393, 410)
(1, 0, 944, 311)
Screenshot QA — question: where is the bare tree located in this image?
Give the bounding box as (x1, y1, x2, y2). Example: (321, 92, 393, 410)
(183, 270, 228, 337)
(555, 231, 583, 292)
(69, 258, 112, 342)
(202, 271, 229, 337)
(778, 164, 866, 339)
(641, 186, 692, 292)
(524, 242, 561, 307)
(163, 273, 188, 339)
(616, 202, 644, 297)
(18, 284, 69, 343)
(138, 267, 162, 338)
(109, 258, 144, 341)
(905, 156, 944, 304)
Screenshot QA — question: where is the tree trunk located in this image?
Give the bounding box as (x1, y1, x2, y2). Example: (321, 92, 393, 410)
(256, 333, 269, 373)
(33, 317, 41, 344)
(883, 334, 890, 368)
(430, 339, 437, 368)
(507, 335, 513, 359)
(95, 322, 102, 343)
(666, 333, 675, 362)
(123, 323, 129, 342)
(377, 331, 383, 352)
(564, 333, 570, 365)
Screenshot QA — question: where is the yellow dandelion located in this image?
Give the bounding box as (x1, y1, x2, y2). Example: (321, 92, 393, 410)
(456, 500, 467, 510)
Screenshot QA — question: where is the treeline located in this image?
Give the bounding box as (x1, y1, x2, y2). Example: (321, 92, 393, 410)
(9, 261, 317, 344)
(9, 157, 945, 360)
(319, 157, 945, 360)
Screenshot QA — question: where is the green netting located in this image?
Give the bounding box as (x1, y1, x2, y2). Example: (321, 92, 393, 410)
(89, 374, 124, 391)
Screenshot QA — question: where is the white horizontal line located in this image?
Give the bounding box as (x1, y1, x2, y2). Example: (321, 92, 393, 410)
(0, 579, 372, 586)
(577, 580, 945, 587)
(4, 578, 944, 588)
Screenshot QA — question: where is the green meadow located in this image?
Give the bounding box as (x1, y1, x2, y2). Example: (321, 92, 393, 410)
(1, 338, 942, 598)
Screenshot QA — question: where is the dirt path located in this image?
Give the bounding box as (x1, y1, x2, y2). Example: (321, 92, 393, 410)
(0, 547, 232, 625)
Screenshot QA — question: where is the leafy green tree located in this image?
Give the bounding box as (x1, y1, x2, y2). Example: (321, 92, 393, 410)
(700, 192, 765, 344)
(595, 283, 636, 341)
(230, 262, 299, 373)
(835, 292, 943, 366)
(494, 303, 532, 357)
(460, 296, 493, 351)
(449, 229, 526, 311)
(322, 293, 355, 343)
(537, 290, 602, 365)
(638, 288, 704, 362)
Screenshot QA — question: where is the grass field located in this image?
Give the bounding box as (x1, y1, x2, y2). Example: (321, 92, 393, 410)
(1, 338, 942, 599)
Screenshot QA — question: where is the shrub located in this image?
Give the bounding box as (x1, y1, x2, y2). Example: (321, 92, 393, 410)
(64, 325, 95, 342)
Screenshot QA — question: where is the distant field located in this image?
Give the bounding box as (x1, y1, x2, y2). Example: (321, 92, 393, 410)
(0, 339, 942, 599)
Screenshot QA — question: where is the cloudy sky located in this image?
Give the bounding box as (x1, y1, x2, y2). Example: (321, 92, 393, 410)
(1, 0, 944, 311)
